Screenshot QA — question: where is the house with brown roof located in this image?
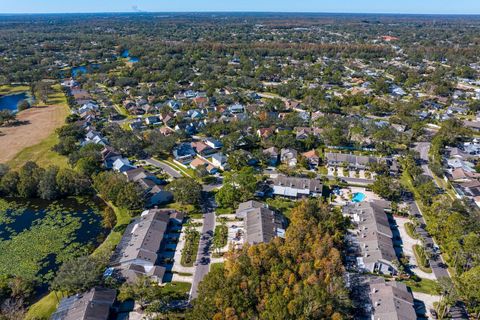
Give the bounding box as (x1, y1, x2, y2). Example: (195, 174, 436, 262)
(302, 150, 320, 167)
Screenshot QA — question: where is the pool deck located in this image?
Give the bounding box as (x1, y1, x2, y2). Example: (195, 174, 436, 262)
(332, 187, 380, 206)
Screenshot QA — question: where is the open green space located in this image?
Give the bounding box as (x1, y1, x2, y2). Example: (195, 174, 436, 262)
(6, 84, 69, 169)
(0, 84, 30, 96)
(401, 277, 438, 295)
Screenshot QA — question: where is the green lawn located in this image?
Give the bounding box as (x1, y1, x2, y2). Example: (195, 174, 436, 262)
(401, 278, 438, 295)
(405, 222, 418, 239)
(7, 132, 69, 170)
(91, 203, 131, 259)
(161, 282, 192, 296)
(7, 84, 69, 170)
(413, 244, 433, 274)
(181, 229, 200, 267)
(210, 262, 224, 273)
(0, 84, 30, 96)
(25, 292, 67, 320)
(161, 158, 195, 178)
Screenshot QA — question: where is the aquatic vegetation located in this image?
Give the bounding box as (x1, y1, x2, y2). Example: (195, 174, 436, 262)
(0, 197, 107, 284)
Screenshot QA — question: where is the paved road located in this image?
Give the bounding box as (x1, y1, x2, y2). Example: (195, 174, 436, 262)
(414, 142, 439, 187)
(145, 158, 183, 179)
(411, 142, 468, 318)
(189, 192, 216, 300)
(408, 200, 450, 279)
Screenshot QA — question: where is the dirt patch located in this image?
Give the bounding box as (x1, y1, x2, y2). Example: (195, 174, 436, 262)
(0, 105, 68, 164)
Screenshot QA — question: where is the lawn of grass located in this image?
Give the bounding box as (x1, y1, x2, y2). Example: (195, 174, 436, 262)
(405, 222, 418, 239)
(413, 244, 433, 274)
(401, 277, 438, 295)
(163, 159, 195, 178)
(161, 282, 192, 296)
(0, 84, 30, 96)
(7, 132, 69, 170)
(7, 84, 69, 169)
(25, 291, 67, 320)
(213, 224, 228, 248)
(91, 202, 131, 259)
(181, 229, 200, 267)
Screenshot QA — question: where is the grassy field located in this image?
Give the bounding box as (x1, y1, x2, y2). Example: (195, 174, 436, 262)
(25, 292, 67, 320)
(4, 83, 69, 168)
(0, 84, 30, 96)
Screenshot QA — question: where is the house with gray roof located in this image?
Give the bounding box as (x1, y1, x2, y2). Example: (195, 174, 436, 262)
(244, 207, 285, 245)
(50, 287, 116, 320)
(236, 200, 267, 219)
(110, 209, 182, 283)
(344, 200, 398, 275)
(271, 175, 323, 198)
(325, 152, 399, 175)
(367, 278, 416, 320)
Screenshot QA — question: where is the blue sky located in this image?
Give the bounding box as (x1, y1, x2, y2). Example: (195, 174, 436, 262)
(1, 0, 480, 14)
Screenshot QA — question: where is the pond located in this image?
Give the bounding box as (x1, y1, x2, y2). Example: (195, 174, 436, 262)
(70, 64, 100, 78)
(0, 92, 29, 112)
(0, 197, 108, 288)
(121, 49, 139, 63)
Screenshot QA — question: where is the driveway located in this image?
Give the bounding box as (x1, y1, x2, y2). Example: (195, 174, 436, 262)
(145, 158, 183, 178)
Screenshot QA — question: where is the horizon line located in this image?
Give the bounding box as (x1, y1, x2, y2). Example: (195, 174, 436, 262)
(1, 11, 480, 16)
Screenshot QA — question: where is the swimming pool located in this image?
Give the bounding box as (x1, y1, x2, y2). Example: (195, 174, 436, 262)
(352, 192, 366, 203)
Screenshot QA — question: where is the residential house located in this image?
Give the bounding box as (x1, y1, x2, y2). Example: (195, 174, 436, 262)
(325, 152, 398, 174)
(295, 127, 322, 140)
(345, 200, 398, 275)
(243, 206, 285, 245)
(302, 150, 320, 168)
(101, 147, 122, 169)
(367, 278, 416, 320)
(145, 116, 161, 126)
(191, 141, 215, 157)
(228, 103, 245, 114)
(235, 200, 267, 219)
(257, 128, 274, 140)
(123, 168, 172, 206)
(112, 158, 135, 173)
(211, 153, 228, 171)
(173, 143, 196, 164)
(204, 138, 223, 150)
(263, 147, 280, 166)
(190, 157, 217, 174)
(110, 209, 183, 283)
(271, 175, 323, 198)
(280, 148, 298, 167)
(51, 287, 116, 320)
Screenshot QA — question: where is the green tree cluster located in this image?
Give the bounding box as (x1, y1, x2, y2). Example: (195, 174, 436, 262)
(189, 200, 351, 319)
